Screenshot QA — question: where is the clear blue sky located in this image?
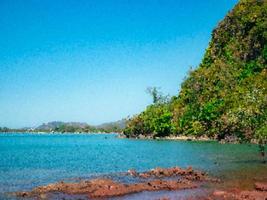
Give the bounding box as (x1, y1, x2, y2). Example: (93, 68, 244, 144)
(0, 0, 238, 128)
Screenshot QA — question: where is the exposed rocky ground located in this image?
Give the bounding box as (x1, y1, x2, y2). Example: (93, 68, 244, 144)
(210, 182, 267, 200)
(15, 166, 267, 199)
(16, 167, 213, 199)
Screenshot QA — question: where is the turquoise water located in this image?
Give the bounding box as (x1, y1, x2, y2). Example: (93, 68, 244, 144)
(0, 133, 266, 199)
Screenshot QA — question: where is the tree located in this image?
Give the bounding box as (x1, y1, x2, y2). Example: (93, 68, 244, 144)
(146, 87, 169, 104)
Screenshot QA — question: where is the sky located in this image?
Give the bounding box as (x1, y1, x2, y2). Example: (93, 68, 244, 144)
(0, 0, 238, 128)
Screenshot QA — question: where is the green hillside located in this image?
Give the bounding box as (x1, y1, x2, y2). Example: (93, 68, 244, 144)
(124, 0, 267, 142)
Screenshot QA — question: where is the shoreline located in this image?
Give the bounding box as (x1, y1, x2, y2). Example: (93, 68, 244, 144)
(0, 131, 119, 135)
(118, 133, 267, 145)
(15, 166, 267, 200)
(2, 134, 266, 199)
(2, 132, 265, 145)
(117, 133, 214, 142)
(15, 166, 214, 199)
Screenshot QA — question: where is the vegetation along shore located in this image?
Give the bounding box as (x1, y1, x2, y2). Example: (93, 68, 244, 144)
(1, 0, 267, 200)
(123, 0, 267, 147)
(3, 1, 266, 146)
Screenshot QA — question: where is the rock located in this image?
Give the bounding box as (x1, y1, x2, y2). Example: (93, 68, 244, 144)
(213, 190, 226, 196)
(127, 169, 138, 176)
(88, 179, 197, 198)
(16, 166, 209, 199)
(158, 197, 170, 200)
(255, 182, 267, 191)
(16, 192, 28, 197)
(138, 134, 146, 139)
(210, 185, 267, 200)
(237, 190, 267, 200)
(134, 166, 208, 181)
(139, 173, 150, 178)
(40, 193, 47, 199)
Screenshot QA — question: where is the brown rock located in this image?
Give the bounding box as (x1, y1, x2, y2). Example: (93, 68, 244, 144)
(134, 166, 208, 181)
(158, 197, 170, 200)
(17, 177, 198, 199)
(127, 169, 138, 176)
(139, 173, 150, 178)
(255, 182, 267, 191)
(213, 190, 226, 196)
(16, 166, 211, 199)
(210, 187, 267, 200)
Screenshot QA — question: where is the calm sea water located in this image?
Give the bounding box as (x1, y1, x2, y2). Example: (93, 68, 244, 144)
(0, 133, 266, 199)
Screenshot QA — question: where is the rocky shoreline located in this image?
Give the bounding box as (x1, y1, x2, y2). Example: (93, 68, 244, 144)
(118, 133, 216, 142)
(118, 133, 267, 145)
(15, 166, 267, 199)
(16, 166, 215, 199)
(209, 182, 267, 200)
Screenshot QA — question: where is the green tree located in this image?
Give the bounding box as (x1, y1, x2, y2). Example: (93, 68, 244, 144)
(124, 0, 267, 143)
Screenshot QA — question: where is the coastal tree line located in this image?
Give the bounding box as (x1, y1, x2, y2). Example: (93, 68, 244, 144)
(123, 0, 267, 145)
(0, 122, 125, 133)
(1, 0, 266, 147)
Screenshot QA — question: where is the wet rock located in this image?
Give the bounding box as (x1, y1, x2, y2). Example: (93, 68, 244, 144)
(17, 178, 198, 199)
(255, 182, 267, 191)
(139, 173, 150, 178)
(137, 134, 146, 139)
(89, 179, 197, 198)
(210, 186, 267, 200)
(213, 190, 226, 197)
(127, 169, 138, 176)
(238, 190, 267, 200)
(40, 193, 47, 199)
(16, 166, 208, 199)
(157, 197, 170, 200)
(135, 166, 208, 182)
(17, 192, 28, 197)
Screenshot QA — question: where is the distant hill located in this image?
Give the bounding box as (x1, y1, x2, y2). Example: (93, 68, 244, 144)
(26, 120, 126, 133)
(35, 121, 89, 131)
(96, 119, 126, 132)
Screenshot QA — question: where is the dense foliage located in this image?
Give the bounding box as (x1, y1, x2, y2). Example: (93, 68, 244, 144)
(124, 0, 267, 142)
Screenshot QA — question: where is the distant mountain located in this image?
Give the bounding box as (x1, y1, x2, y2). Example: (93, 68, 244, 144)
(32, 120, 126, 133)
(96, 119, 126, 132)
(36, 121, 89, 131)
(0, 119, 126, 133)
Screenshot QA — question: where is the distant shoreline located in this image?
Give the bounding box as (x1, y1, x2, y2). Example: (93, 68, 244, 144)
(117, 133, 266, 145)
(1, 132, 264, 145)
(0, 131, 119, 135)
(118, 133, 215, 142)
